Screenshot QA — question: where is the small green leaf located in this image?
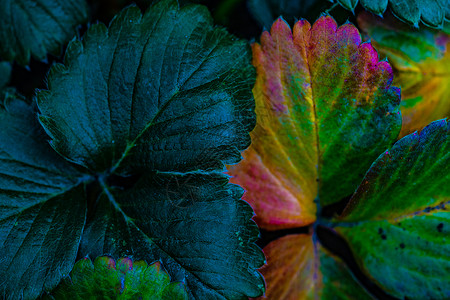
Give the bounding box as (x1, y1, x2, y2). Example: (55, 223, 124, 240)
(47, 256, 188, 299)
(247, 0, 324, 29)
(337, 0, 358, 11)
(0, 0, 89, 65)
(335, 119, 450, 299)
(360, 0, 388, 15)
(0, 98, 87, 299)
(332, 0, 448, 28)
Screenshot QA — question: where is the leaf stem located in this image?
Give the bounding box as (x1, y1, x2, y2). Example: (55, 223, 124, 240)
(98, 175, 133, 223)
(325, 3, 339, 14)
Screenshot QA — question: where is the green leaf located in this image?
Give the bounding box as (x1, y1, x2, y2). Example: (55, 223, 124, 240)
(34, 0, 263, 299)
(80, 173, 264, 299)
(47, 256, 188, 299)
(0, 0, 89, 65)
(37, 1, 255, 175)
(332, 0, 449, 28)
(0, 98, 87, 299)
(336, 0, 358, 11)
(335, 119, 450, 299)
(247, 0, 327, 29)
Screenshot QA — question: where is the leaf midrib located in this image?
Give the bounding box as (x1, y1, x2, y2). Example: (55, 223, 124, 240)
(98, 180, 230, 300)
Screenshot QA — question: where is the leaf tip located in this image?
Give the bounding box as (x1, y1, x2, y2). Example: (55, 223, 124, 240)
(270, 17, 292, 37)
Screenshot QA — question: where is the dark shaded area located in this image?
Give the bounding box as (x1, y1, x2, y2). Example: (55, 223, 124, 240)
(321, 194, 352, 218)
(256, 226, 311, 249)
(377, 227, 387, 240)
(85, 180, 103, 224)
(106, 172, 143, 190)
(9, 59, 53, 99)
(316, 225, 399, 300)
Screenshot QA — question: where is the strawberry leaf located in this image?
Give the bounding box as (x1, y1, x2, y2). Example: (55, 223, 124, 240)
(258, 234, 372, 299)
(1, 1, 263, 298)
(332, 0, 449, 28)
(228, 16, 401, 231)
(358, 12, 450, 137)
(79, 173, 264, 299)
(37, 2, 255, 175)
(0, 98, 87, 299)
(47, 256, 188, 299)
(247, 0, 324, 29)
(336, 119, 450, 298)
(0, 0, 89, 65)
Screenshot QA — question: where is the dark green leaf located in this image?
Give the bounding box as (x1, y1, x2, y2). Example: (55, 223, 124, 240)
(0, 0, 89, 65)
(47, 256, 188, 299)
(332, 0, 448, 28)
(0, 98, 87, 299)
(335, 119, 450, 299)
(80, 173, 265, 299)
(36, 0, 263, 298)
(247, 0, 328, 29)
(38, 1, 255, 175)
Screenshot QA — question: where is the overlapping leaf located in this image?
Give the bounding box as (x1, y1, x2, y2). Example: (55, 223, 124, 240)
(228, 16, 401, 231)
(47, 256, 188, 299)
(80, 173, 264, 299)
(332, 0, 449, 28)
(335, 119, 450, 299)
(29, 0, 264, 299)
(258, 234, 372, 299)
(0, 98, 87, 299)
(247, 0, 327, 29)
(358, 12, 450, 137)
(0, 0, 89, 65)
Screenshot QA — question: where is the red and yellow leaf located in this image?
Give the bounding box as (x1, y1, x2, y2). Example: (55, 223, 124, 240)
(228, 16, 401, 230)
(257, 234, 372, 299)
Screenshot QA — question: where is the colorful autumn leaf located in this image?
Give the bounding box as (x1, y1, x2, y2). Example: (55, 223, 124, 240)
(228, 15, 401, 298)
(0, 1, 264, 298)
(332, 0, 449, 28)
(0, 0, 89, 65)
(229, 15, 401, 229)
(335, 119, 450, 299)
(47, 256, 188, 299)
(259, 234, 373, 299)
(358, 11, 450, 137)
